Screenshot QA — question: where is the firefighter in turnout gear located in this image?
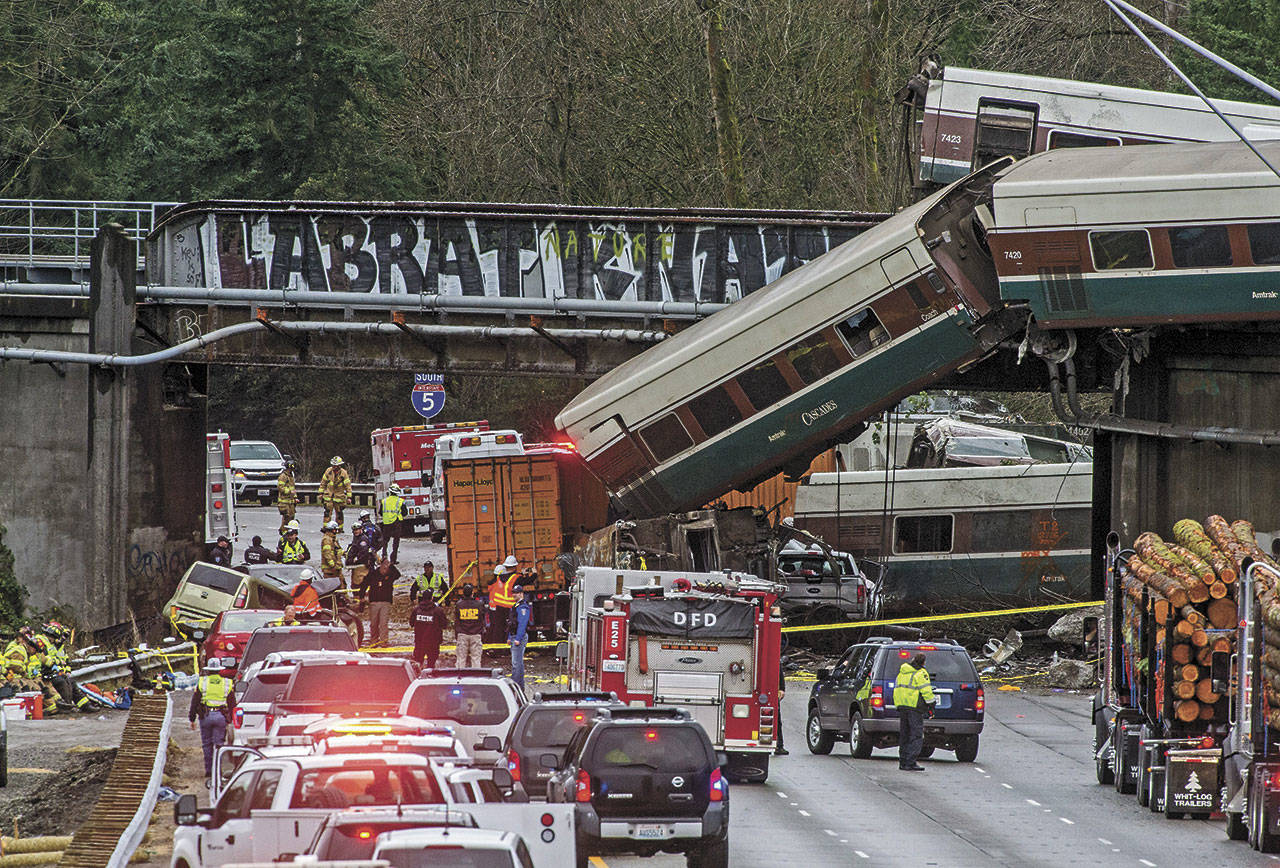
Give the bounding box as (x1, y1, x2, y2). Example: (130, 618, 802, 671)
(1, 629, 38, 696)
(278, 521, 311, 564)
(42, 622, 89, 712)
(410, 561, 448, 604)
(320, 521, 343, 579)
(277, 460, 299, 535)
(319, 456, 353, 532)
(23, 627, 59, 716)
(379, 484, 407, 564)
(894, 652, 936, 771)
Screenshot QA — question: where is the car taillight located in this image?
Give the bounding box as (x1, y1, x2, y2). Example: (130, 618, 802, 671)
(709, 767, 726, 802)
(265, 713, 275, 731)
(975, 687, 985, 713)
(857, 584, 865, 602)
(233, 707, 243, 727)
(574, 769, 592, 802)
(1268, 770, 1280, 791)
(507, 749, 521, 783)
(233, 590, 247, 609)
(870, 685, 884, 710)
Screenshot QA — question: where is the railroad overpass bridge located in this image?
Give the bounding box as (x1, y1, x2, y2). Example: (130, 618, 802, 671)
(0, 199, 889, 633)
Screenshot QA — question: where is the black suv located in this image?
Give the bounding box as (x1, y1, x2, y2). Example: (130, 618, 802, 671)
(546, 707, 728, 868)
(806, 638, 984, 762)
(504, 691, 624, 799)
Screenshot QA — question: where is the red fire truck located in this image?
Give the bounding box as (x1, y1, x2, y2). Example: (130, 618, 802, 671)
(369, 420, 488, 538)
(567, 567, 785, 783)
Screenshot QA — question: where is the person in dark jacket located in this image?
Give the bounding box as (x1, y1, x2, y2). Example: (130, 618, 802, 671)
(776, 632, 789, 756)
(345, 525, 377, 591)
(360, 557, 399, 647)
(207, 536, 233, 567)
(411, 593, 447, 670)
(189, 659, 234, 787)
(506, 585, 533, 690)
(453, 584, 486, 668)
(242, 535, 276, 566)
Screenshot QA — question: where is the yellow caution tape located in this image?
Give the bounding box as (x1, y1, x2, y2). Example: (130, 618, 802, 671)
(358, 600, 1104, 654)
(781, 600, 1104, 634)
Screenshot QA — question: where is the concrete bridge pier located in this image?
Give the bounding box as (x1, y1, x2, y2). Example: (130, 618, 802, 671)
(0, 225, 205, 635)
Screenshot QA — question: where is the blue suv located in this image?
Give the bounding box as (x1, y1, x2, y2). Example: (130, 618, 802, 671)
(806, 638, 984, 762)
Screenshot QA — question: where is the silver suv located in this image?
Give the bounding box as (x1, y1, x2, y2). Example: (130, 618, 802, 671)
(399, 668, 526, 765)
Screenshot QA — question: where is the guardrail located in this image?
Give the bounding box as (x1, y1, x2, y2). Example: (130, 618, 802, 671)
(69, 642, 196, 687)
(291, 482, 377, 507)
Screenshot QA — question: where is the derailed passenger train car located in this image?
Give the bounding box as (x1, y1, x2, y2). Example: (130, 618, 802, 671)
(792, 463, 1092, 612)
(987, 140, 1280, 328)
(555, 160, 1023, 517)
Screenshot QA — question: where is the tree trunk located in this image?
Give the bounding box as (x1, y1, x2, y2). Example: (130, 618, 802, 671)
(1172, 643, 1193, 664)
(701, 0, 749, 208)
(1195, 679, 1220, 703)
(1127, 556, 1189, 607)
(1174, 699, 1201, 722)
(1207, 597, 1237, 629)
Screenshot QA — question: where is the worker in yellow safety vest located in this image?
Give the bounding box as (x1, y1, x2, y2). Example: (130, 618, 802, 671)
(379, 484, 407, 564)
(278, 521, 311, 564)
(893, 652, 936, 772)
(189, 659, 234, 786)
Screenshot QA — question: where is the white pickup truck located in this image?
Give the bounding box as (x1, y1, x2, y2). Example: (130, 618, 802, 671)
(172, 753, 462, 868)
(174, 754, 574, 868)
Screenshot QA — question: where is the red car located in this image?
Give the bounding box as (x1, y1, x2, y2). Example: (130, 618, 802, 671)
(203, 609, 281, 666)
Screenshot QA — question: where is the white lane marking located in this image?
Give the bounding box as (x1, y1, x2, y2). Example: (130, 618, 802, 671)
(1001, 783, 1013, 789)
(790, 802, 798, 806)
(975, 767, 986, 773)
(854, 852, 869, 859)
(1098, 838, 1113, 845)
(1060, 817, 1074, 825)
(1026, 799, 1041, 806)
(798, 809, 811, 817)
(1139, 860, 1156, 867)
(777, 791, 788, 798)
(823, 830, 837, 837)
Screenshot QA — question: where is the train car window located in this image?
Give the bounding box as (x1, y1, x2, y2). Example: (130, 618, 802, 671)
(1169, 226, 1232, 268)
(972, 99, 1038, 170)
(1047, 130, 1120, 149)
(688, 385, 743, 438)
(1088, 230, 1153, 271)
(1247, 222, 1280, 265)
(893, 515, 953, 554)
(836, 309, 890, 357)
(785, 333, 842, 384)
(638, 414, 694, 464)
(737, 358, 791, 411)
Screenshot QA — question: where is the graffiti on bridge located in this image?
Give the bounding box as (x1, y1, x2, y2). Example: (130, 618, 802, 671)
(126, 543, 185, 585)
(174, 211, 865, 304)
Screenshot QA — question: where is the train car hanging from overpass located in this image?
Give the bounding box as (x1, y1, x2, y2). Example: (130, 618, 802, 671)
(555, 159, 1024, 518)
(986, 139, 1280, 329)
(904, 63, 1280, 188)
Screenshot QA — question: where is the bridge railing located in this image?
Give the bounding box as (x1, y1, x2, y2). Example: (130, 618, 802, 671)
(0, 199, 176, 271)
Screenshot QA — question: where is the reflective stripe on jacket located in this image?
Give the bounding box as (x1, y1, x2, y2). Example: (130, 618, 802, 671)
(892, 662, 936, 709)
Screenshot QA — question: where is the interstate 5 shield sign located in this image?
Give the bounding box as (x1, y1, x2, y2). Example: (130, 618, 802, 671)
(411, 373, 446, 419)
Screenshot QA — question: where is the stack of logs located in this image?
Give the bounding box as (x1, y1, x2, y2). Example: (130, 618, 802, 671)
(1122, 515, 1270, 725)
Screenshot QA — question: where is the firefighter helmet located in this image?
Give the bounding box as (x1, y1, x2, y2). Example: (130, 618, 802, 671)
(323, 521, 338, 531)
(389, 484, 402, 495)
(330, 455, 344, 466)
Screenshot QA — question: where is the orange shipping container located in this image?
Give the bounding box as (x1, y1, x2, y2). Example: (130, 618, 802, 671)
(445, 449, 608, 589)
(710, 449, 838, 521)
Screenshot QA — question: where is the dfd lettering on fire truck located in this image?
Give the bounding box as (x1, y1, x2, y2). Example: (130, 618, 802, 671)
(567, 567, 785, 771)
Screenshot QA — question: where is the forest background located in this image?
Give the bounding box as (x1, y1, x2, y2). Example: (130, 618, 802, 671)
(2, 0, 1273, 477)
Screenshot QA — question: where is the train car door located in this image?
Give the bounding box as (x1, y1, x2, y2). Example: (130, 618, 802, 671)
(972, 98, 1039, 170)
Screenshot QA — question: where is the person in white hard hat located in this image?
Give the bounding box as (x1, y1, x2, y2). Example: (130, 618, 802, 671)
(485, 556, 521, 644)
(320, 520, 343, 580)
(379, 483, 408, 564)
(278, 520, 310, 564)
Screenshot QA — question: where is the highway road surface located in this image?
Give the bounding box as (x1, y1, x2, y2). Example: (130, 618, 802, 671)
(234, 505, 1272, 866)
(597, 685, 1273, 867)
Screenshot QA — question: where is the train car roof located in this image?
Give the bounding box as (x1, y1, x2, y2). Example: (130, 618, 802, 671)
(994, 139, 1280, 197)
(936, 67, 1280, 125)
(556, 190, 944, 430)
